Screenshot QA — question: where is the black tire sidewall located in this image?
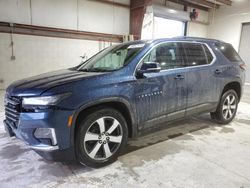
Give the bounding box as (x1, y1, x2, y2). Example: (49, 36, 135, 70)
(217, 89, 239, 124)
(76, 107, 128, 168)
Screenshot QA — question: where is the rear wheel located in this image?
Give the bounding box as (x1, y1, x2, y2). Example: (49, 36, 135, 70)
(76, 108, 128, 168)
(210, 89, 238, 124)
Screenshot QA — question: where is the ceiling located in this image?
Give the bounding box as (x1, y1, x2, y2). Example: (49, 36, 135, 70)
(95, 0, 232, 11)
(166, 0, 232, 10)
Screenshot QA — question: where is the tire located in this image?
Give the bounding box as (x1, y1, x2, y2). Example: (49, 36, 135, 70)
(76, 107, 128, 168)
(210, 89, 239, 124)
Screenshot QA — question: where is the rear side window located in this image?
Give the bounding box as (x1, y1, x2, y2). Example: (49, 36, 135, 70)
(215, 43, 242, 62)
(203, 44, 213, 63)
(182, 43, 212, 66)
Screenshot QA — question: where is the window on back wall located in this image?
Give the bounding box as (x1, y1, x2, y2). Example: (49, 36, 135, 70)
(141, 15, 185, 40)
(153, 17, 185, 39)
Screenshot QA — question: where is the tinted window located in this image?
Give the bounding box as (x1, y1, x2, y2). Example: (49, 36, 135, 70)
(203, 44, 213, 63)
(141, 42, 185, 70)
(182, 43, 209, 66)
(215, 43, 242, 62)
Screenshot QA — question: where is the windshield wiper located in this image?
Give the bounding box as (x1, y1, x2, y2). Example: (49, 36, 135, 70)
(77, 68, 90, 72)
(87, 68, 115, 72)
(89, 68, 109, 72)
(78, 67, 115, 72)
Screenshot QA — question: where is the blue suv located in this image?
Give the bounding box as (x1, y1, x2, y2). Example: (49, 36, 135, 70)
(4, 37, 245, 167)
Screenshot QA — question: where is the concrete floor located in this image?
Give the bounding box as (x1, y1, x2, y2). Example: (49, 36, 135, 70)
(0, 87, 250, 188)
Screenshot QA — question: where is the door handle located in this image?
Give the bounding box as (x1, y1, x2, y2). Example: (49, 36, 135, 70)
(174, 74, 184, 80)
(214, 69, 222, 74)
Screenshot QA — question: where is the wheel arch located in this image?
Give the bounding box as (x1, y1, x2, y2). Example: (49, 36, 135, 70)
(70, 98, 137, 148)
(221, 81, 242, 100)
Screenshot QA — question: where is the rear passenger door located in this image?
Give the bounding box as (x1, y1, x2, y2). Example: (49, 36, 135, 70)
(182, 42, 218, 115)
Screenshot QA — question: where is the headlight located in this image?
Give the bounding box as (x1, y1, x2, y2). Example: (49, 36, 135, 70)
(22, 93, 71, 106)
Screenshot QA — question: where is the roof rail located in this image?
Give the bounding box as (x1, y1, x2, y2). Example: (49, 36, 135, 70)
(172, 36, 224, 43)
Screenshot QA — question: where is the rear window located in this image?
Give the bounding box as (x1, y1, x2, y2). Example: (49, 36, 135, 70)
(215, 43, 242, 62)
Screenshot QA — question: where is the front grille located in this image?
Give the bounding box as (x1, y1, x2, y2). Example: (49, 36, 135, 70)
(4, 96, 21, 128)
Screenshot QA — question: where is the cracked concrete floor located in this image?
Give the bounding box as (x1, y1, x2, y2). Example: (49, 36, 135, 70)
(0, 86, 250, 188)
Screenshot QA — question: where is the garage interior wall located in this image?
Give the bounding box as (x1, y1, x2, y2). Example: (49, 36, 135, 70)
(0, 0, 130, 89)
(207, 0, 250, 84)
(154, 0, 209, 38)
(208, 0, 250, 51)
(186, 7, 209, 38)
(0, 33, 101, 89)
(238, 23, 250, 83)
(1, 0, 248, 89)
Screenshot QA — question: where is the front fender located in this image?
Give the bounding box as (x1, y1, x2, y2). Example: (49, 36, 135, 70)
(69, 97, 138, 149)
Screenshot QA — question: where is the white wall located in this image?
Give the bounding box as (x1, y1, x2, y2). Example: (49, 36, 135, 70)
(31, 0, 78, 30)
(208, 0, 250, 51)
(187, 8, 209, 38)
(0, 33, 101, 89)
(0, 0, 130, 89)
(0, 0, 31, 25)
(0, 0, 130, 35)
(187, 22, 207, 38)
(78, 0, 129, 35)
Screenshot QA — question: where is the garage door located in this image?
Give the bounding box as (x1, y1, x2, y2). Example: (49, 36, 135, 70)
(153, 17, 185, 38)
(239, 23, 250, 83)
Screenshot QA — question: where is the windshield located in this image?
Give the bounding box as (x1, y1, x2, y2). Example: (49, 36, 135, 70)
(77, 43, 146, 72)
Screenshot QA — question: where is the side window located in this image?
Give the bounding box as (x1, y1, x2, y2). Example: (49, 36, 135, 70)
(141, 42, 185, 70)
(182, 43, 209, 66)
(203, 44, 214, 63)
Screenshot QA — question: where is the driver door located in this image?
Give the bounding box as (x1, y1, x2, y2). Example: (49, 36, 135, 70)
(134, 42, 187, 129)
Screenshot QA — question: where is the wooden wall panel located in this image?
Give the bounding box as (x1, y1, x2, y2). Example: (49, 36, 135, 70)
(130, 0, 152, 40)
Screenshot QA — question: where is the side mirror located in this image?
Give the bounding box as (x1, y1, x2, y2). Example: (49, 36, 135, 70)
(136, 62, 161, 77)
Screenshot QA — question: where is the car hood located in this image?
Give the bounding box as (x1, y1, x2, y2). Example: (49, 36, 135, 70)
(6, 69, 104, 96)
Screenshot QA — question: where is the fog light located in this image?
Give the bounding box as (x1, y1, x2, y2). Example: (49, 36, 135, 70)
(34, 128, 57, 146)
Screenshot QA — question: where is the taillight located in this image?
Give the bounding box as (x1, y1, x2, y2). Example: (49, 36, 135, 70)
(239, 63, 246, 70)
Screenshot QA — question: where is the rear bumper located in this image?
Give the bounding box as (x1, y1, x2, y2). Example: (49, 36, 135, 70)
(3, 109, 76, 161)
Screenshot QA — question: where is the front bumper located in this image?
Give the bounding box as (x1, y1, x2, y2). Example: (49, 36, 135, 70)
(30, 144, 59, 151)
(4, 109, 76, 161)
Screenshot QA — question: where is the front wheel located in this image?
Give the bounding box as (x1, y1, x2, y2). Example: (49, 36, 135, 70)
(76, 107, 128, 168)
(210, 89, 239, 124)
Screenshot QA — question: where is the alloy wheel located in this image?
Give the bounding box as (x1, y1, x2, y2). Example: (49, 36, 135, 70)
(222, 94, 237, 120)
(83, 116, 123, 160)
